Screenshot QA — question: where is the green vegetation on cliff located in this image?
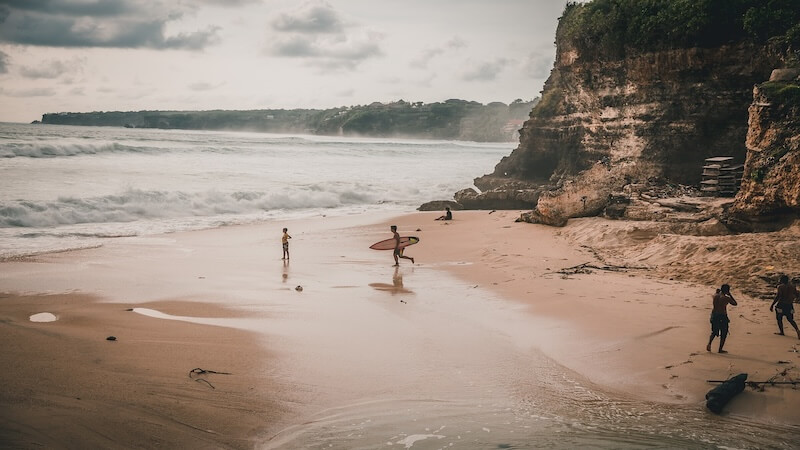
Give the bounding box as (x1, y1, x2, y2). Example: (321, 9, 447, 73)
(759, 80, 800, 104)
(40, 99, 538, 142)
(560, 0, 800, 59)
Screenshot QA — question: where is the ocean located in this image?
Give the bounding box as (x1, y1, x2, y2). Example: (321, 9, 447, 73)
(0, 123, 511, 258)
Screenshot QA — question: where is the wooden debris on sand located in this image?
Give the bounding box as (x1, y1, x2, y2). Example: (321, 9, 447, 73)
(705, 373, 747, 414)
(555, 261, 647, 275)
(189, 367, 232, 390)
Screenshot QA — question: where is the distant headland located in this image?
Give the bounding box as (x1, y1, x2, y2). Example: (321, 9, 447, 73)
(37, 98, 539, 143)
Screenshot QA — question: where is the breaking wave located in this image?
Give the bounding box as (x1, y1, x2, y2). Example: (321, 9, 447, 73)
(0, 141, 147, 158)
(0, 188, 379, 228)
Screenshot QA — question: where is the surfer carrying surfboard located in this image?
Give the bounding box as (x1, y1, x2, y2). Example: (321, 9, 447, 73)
(391, 225, 414, 266)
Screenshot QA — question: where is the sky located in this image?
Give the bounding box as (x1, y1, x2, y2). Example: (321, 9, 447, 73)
(0, 0, 574, 123)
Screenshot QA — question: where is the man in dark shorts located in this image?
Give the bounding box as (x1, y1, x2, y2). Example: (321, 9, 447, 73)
(770, 274, 800, 339)
(391, 225, 414, 266)
(707, 284, 737, 353)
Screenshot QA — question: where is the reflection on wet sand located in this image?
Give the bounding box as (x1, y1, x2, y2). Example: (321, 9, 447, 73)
(369, 266, 413, 295)
(282, 259, 289, 283)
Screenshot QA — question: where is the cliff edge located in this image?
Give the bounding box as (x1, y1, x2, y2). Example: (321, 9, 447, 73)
(440, 1, 799, 227)
(729, 71, 800, 230)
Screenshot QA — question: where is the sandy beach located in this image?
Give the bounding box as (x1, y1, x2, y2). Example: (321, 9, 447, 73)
(2, 211, 799, 448)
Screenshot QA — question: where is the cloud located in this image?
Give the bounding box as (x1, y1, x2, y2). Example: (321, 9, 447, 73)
(189, 81, 225, 91)
(273, 32, 382, 70)
(197, 0, 261, 6)
(269, 2, 382, 70)
(4, 87, 57, 97)
(0, 50, 8, 73)
(0, 1, 221, 50)
(273, 32, 380, 59)
(410, 36, 467, 69)
(462, 58, 511, 81)
(271, 1, 345, 34)
(19, 57, 85, 79)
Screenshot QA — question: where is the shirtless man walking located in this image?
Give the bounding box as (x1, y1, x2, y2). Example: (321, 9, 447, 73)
(391, 225, 414, 266)
(770, 275, 800, 339)
(707, 284, 737, 353)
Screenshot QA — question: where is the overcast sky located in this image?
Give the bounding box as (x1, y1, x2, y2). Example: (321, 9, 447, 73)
(0, 0, 572, 123)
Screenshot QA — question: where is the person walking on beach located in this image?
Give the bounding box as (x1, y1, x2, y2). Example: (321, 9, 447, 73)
(707, 284, 737, 353)
(281, 228, 292, 260)
(391, 225, 414, 266)
(770, 275, 800, 339)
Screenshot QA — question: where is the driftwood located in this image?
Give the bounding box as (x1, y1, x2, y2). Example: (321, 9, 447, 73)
(707, 366, 799, 391)
(737, 314, 760, 324)
(189, 367, 232, 390)
(706, 373, 747, 414)
(556, 261, 648, 275)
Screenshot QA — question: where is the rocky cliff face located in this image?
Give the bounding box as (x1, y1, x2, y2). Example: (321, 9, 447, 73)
(728, 71, 800, 229)
(459, 14, 787, 224)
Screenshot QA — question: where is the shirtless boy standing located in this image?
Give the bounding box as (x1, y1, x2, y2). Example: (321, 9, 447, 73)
(282, 228, 291, 260)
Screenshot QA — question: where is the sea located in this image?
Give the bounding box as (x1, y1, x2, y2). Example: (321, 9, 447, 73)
(0, 122, 510, 259)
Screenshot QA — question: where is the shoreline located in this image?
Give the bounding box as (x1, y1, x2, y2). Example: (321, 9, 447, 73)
(1, 210, 799, 447)
(373, 211, 800, 422)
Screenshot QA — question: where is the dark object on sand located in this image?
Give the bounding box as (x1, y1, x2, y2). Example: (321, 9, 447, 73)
(106, 336, 117, 341)
(705, 373, 747, 414)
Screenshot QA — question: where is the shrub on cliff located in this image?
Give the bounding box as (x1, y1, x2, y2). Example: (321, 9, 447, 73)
(560, 0, 800, 60)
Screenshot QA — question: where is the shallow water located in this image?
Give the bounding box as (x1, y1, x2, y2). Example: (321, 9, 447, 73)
(257, 262, 799, 449)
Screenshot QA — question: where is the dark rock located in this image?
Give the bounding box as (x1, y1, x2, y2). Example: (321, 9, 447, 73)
(454, 187, 540, 210)
(417, 200, 463, 211)
(604, 203, 628, 219)
(106, 336, 117, 341)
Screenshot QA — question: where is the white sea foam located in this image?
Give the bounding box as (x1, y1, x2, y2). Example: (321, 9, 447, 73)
(0, 187, 381, 228)
(0, 140, 140, 158)
(0, 123, 513, 257)
(29, 312, 57, 322)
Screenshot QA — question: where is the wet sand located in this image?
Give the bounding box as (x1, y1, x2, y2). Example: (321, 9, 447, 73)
(0, 294, 283, 448)
(1, 211, 799, 448)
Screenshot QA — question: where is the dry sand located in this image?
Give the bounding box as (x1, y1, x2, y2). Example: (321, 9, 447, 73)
(389, 211, 800, 423)
(1, 211, 799, 447)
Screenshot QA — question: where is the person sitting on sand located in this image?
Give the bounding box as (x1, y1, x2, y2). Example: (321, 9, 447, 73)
(770, 275, 800, 339)
(707, 284, 737, 353)
(282, 228, 291, 260)
(391, 225, 414, 266)
(435, 207, 452, 221)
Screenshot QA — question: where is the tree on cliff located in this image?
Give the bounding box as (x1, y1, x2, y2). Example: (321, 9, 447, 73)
(561, 0, 800, 59)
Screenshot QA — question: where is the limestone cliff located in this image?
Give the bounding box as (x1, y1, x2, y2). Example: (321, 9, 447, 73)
(453, 1, 798, 226)
(728, 71, 800, 229)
